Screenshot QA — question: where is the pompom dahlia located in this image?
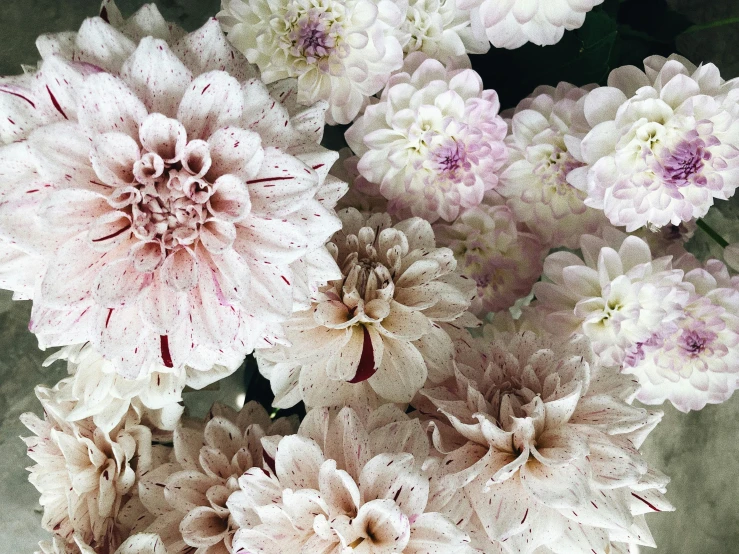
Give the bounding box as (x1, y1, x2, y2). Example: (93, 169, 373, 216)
(345, 54, 508, 222)
(418, 330, 671, 554)
(567, 54, 739, 231)
(624, 257, 739, 412)
(218, 0, 404, 125)
(399, 0, 489, 65)
(435, 203, 545, 315)
(0, 16, 345, 376)
(533, 230, 690, 366)
(498, 82, 608, 249)
(256, 208, 478, 408)
(459, 0, 604, 49)
(22, 388, 154, 552)
(228, 405, 475, 553)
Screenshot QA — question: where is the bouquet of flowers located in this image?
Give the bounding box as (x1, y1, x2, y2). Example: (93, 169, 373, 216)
(1, 0, 737, 552)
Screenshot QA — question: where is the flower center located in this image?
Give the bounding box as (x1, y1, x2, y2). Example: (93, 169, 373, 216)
(289, 7, 343, 64)
(535, 147, 585, 193)
(432, 140, 469, 179)
(660, 138, 711, 187)
(679, 329, 713, 356)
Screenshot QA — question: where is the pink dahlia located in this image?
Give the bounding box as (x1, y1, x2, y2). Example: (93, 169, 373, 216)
(0, 15, 345, 376)
(498, 82, 609, 249)
(227, 405, 476, 553)
(345, 54, 508, 222)
(567, 55, 739, 231)
(625, 256, 739, 412)
(256, 208, 478, 408)
(436, 203, 546, 315)
(533, 230, 690, 366)
(417, 330, 672, 554)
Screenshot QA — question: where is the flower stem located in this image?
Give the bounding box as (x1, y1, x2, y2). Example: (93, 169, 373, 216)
(696, 218, 729, 248)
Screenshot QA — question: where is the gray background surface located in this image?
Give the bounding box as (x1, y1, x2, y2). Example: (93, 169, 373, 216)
(0, 1, 738, 552)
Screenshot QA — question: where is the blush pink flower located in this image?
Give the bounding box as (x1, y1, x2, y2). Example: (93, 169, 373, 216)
(346, 54, 508, 222)
(228, 405, 475, 554)
(498, 82, 609, 249)
(533, 230, 690, 366)
(256, 208, 479, 409)
(0, 15, 345, 377)
(458, 0, 604, 49)
(436, 203, 546, 315)
(417, 330, 672, 554)
(567, 55, 739, 231)
(624, 257, 739, 412)
(219, 0, 404, 124)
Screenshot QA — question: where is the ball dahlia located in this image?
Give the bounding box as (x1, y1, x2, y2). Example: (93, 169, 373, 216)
(435, 203, 546, 315)
(137, 402, 297, 554)
(498, 82, 608, 249)
(218, 0, 404, 125)
(0, 14, 345, 376)
(458, 0, 605, 49)
(228, 405, 476, 553)
(256, 208, 478, 408)
(624, 256, 739, 412)
(345, 54, 508, 222)
(417, 329, 672, 554)
(567, 55, 739, 231)
(533, 230, 690, 366)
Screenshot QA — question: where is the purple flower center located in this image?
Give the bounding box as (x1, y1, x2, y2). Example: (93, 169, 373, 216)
(431, 140, 471, 181)
(679, 329, 713, 356)
(660, 138, 711, 187)
(291, 12, 337, 60)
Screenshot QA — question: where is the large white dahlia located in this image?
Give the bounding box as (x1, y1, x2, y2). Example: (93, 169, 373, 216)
(346, 54, 508, 222)
(533, 230, 690, 366)
(567, 55, 739, 231)
(228, 405, 476, 553)
(459, 0, 604, 49)
(399, 0, 489, 65)
(498, 82, 608, 249)
(0, 15, 345, 376)
(218, 0, 404, 124)
(435, 203, 546, 315)
(137, 402, 297, 554)
(624, 256, 739, 412)
(417, 330, 672, 554)
(22, 387, 155, 552)
(256, 208, 478, 408)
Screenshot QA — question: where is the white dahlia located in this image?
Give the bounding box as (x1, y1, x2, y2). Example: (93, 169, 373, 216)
(533, 230, 690, 366)
(137, 402, 297, 554)
(399, 0, 489, 65)
(498, 82, 608, 249)
(436, 203, 546, 315)
(22, 388, 154, 551)
(346, 54, 508, 222)
(624, 257, 739, 412)
(567, 55, 739, 231)
(218, 0, 404, 124)
(459, 0, 604, 49)
(228, 405, 475, 554)
(0, 15, 345, 376)
(256, 208, 478, 408)
(418, 330, 671, 554)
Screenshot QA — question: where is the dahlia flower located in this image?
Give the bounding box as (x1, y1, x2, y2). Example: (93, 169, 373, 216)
(256, 208, 478, 408)
(400, 0, 489, 64)
(533, 230, 690, 366)
(345, 54, 508, 222)
(418, 330, 671, 554)
(567, 54, 739, 231)
(42, 342, 235, 433)
(21, 388, 154, 551)
(498, 82, 608, 249)
(218, 0, 404, 124)
(137, 402, 297, 553)
(436, 203, 545, 315)
(459, 0, 604, 49)
(0, 14, 345, 376)
(228, 405, 476, 553)
(624, 256, 739, 412)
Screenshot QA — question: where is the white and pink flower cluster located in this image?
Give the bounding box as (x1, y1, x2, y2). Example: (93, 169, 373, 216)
(3, 1, 739, 554)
